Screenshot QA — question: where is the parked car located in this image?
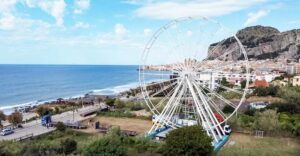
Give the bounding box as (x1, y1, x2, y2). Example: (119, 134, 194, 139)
(0, 128, 14, 136)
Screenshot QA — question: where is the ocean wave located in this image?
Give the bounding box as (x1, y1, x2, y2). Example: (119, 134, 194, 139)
(0, 79, 164, 114)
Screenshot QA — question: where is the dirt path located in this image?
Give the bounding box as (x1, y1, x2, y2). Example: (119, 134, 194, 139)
(80, 116, 153, 134)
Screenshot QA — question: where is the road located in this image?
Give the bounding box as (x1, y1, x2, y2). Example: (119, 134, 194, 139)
(0, 105, 101, 141)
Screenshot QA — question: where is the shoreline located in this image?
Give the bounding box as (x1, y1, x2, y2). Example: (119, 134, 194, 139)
(0, 82, 142, 115)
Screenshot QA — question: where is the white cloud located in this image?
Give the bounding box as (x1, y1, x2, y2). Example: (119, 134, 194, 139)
(143, 28, 152, 36)
(74, 0, 90, 14)
(0, 0, 17, 30)
(0, 0, 17, 13)
(0, 14, 15, 30)
(244, 10, 269, 26)
(24, 0, 66, 26)
(74, 21, 90, 29)
(134, 0, 267, 20)
(186, 30, 193, 36)
(114, 23, 128, 37)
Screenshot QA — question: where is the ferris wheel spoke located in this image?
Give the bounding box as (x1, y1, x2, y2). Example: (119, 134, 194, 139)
(185, 77, 219, 142)
(163, 84, 186, 126)
(149, 78, 184, 132)
(195, 81, 238, 109)
(191, 79, 225, 137)
(215, 84, 244, 94)
(193, 83, 228, 119)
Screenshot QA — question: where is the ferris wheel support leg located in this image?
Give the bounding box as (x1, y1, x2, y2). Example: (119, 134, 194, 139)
(148, 78, 184, 133)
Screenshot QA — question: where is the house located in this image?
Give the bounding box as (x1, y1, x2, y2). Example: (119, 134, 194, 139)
(271, 79, 288, 87)
(292, 75, 300, 86)
(249, 79, 269, 88)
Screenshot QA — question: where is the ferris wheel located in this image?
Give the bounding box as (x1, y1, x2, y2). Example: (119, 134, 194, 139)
(139, 17, 250, 148)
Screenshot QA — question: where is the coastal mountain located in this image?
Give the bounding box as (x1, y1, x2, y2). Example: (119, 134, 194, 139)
(208, 25, 300, 61)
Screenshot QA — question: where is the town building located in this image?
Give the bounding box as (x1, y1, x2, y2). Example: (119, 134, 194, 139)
(292, 75, 300, 86)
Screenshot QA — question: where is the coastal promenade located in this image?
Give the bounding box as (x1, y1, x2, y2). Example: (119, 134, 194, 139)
(0, 105, 101, 141)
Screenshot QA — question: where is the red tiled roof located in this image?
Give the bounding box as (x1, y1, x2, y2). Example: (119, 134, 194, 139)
(249, 79, 269, 88)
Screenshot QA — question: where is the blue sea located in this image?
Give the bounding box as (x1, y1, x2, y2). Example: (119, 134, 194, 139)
(0, 65, 152, 112)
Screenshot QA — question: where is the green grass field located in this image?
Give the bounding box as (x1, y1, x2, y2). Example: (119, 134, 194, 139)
(218, 133, 300, 156)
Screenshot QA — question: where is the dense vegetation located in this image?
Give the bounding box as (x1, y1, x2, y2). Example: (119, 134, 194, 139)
(0, 127, 164, 156)
(229, 109, 300, 136)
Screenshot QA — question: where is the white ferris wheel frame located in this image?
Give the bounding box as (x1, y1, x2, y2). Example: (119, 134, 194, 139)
(139, 16, 250, 139)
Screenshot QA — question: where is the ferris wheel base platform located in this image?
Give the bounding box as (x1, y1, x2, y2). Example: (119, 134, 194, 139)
(214, 135, 229, 152)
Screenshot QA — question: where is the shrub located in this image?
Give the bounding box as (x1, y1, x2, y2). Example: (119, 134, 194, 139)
(223, 105, 235, 113)
(60, 138, 77, 155)
(54, 106, 60, 114)
(84, 128, 126, 156)
(56, 122, 66, 132)
(115, 99, 125, 109)
(126, 102, 144, 111)
(163, 126, 213, 156)
(244, 108, 256, 116)
(105, 98, 116, 107)
(253, 85, 278, 96)
(266, 102, 298, 114)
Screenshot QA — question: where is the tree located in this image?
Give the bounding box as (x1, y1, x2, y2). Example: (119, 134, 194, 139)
(217, 77, 231, 92)
(60, 138, 77, 155)
(0, 111, 6, 127)
(56, 122, 66, 132)
(253, 109, 280, 135)
(240, 79, 247, 89)
(35, 106, 51, 117)
(8, 112, 23, 126)
(163, 126, 213, 156)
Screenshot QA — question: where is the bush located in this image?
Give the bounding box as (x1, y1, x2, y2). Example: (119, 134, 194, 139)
(163, 126, 213, 156)
(115, 99, 125, 109)
(126, 102, 144, 111)
(60, 138, 77, 155)
(253, 86, 278, 96)
(105, 98, 116, 107)
(223, 105, 235, 113)
(244, 108, 256, 116)
(56, 122, 66, 132)
(266, 102, 298, 114)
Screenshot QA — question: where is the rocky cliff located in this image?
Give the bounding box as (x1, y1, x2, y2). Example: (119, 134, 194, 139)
(208, 25, 300, 61)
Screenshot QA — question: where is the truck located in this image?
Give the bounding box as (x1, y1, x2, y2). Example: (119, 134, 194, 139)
(41, 114, 52, 126)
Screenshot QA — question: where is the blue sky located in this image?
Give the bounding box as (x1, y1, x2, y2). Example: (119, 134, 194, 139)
(0, 0, 299, 65)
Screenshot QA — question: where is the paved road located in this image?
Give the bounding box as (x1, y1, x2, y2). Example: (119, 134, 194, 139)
(0, 105, 101, 141)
